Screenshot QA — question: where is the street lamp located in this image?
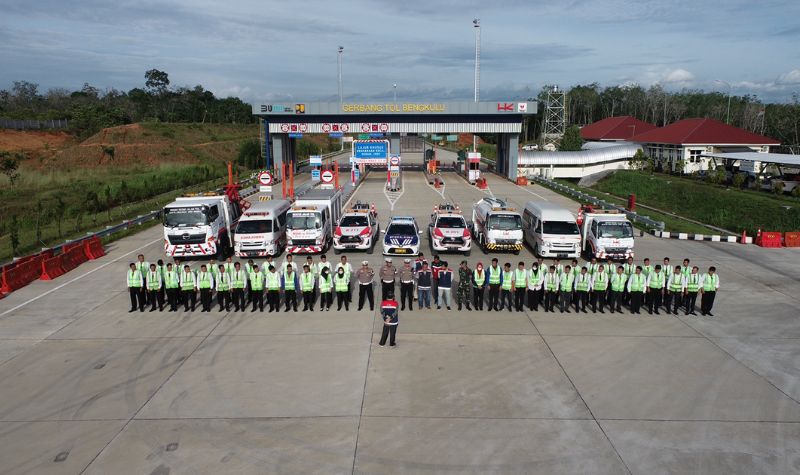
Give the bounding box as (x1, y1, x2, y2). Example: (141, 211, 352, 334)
(473, 18, 481, 152)
(715, 79, 732, 125)
(393, 83, 397, 102)
(337, 46, 344, 104)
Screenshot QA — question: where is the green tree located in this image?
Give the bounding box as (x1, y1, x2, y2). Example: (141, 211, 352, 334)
(773, 180, 785, 195)
(559, 125, 584, 151)
(10, 216, 20, 256)
(629, 149, 648, 170)
(0, 151, 21, 186)
(144, 69, 170, 94)
(237, 139, 261, 169)
(35, 200, 43, 243)
(103, 185, 113, 220)
(732, 172, 747, 190)
(55, 196, 66, 237)
(85, 191, 101, 224)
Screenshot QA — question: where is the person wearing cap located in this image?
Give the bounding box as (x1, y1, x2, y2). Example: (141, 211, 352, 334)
(300, 264, 316, 311)
(527, 261, 543, 311)
(356, 260, 375, 311)
(398, 258, 415, 311)
(436, 261, 453, 310)
(318, 266, 334, 311)
(646, 264, 666, 315)
(486, 258, 502, 311)
(379, 257, 397, 301)
(456, 260, 472, 311)
(500, 262, 514, 312)
(472, 262, 486, 311)
(416, 261, 432, 309)
(282, 264, 299, 312)
(700, 266, 720, 316)
(513, 261, 527, 312)
(379, 290, 399, 347)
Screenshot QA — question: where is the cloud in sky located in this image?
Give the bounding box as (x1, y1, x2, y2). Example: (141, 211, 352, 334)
(1, 0, 799, 103)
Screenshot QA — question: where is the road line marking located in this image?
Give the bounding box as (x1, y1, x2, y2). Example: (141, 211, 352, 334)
(1, 237, 163, 317)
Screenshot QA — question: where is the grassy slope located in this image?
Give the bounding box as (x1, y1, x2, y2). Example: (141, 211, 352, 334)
(590, 171, 800, 234)
(0, 123, 257, 261)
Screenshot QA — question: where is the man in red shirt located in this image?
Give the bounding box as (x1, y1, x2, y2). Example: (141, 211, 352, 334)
(379, 291, 399, 347)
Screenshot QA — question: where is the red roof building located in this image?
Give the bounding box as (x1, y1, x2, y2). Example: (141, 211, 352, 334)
(629, 118, 779, 146)
(580, 116, 657, 141)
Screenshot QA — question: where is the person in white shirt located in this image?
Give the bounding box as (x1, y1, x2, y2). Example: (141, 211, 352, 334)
(700, 266, 720, 317)
(179, 265, 197, 311)
(646, 265, 666, 315)
(573, 266, 592, 313)
(526, 262, 544, 311)
(543, 265, 560, 313)
(665, 266, 686, 315)
(591, 264, 608, 313)
(336, 255, 354, 303)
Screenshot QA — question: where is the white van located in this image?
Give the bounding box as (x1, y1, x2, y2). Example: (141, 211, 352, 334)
(522, 201, 581, 258)
(234, 198, 291, 257)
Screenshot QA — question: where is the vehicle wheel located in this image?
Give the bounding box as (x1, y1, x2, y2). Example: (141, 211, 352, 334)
(513, 249, 520, 255)
(367, 239, 374, 255)
(533, 244, 540, 258)
(334, 247, 341, 255)
(464, 248, 471, 257)
(481, 235, 488, 255)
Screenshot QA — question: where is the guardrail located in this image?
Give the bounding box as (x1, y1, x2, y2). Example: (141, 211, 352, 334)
(528, 175, 665, 231)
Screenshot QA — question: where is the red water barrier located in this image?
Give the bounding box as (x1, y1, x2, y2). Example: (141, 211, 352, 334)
(0, 256, 42, 294)
(61, 244, 89, 272)
(784, 232, 800, 248)
(84, 236, 105, 259)
(40, 254, 66, 280)
(756, 231, 782, 248)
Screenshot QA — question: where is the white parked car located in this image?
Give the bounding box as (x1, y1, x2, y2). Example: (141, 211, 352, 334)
(428, 203, 471, 255)
(333, 203, 379, 254)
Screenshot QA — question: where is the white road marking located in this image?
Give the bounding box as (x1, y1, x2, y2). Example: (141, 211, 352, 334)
(1, 237, 163, 317)
(425, 175, 447, 199)
(383, 181, 405, 211)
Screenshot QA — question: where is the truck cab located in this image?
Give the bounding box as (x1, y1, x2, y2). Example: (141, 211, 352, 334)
(580, 207, 635, 260)
(162, 194, 240, 259)
(471, 198, 524, 254)
(285, 188, 344, 254)
(233, 197, 291, 257)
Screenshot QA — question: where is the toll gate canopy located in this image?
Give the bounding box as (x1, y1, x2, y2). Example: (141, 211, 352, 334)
(252, 101, 537, 180)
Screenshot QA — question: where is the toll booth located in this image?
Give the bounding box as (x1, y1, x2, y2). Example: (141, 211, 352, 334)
(466, 152, 481, 184)
(387, 155, 401, 191)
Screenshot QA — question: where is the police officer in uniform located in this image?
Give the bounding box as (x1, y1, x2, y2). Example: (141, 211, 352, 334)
(356, 260, 375, 311)
(398, 259, 415, 311)
(379, 257, 397, 301)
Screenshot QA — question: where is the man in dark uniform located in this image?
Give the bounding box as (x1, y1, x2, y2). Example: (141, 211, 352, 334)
(379, 290, 399, 347)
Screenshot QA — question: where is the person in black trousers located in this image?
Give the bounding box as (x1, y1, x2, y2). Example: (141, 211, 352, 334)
(379, 291, 399, 347)
(127, 263, 145, 312)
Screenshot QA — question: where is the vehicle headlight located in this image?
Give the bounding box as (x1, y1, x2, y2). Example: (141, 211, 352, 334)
(542, 241, 551, 248)
(315, 237, 323, 245)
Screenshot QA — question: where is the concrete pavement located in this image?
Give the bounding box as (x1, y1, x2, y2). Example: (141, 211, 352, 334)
(0, 165, 798, 474)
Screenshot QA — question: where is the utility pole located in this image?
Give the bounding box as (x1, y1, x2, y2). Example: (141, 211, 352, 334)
(337, 46, 344, 105)
(715, 79, 732, 125)
(393, 83, 397, 102)
(473, 18, 480, 153)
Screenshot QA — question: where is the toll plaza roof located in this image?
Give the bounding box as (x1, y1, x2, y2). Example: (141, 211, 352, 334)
(252, 101, 537, 134)
(701, 152, 800, 168)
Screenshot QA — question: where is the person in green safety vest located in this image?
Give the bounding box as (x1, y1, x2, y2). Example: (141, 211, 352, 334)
(262, 256, 275, 276)
(608, 266, 626, 313)
(265, 265, 282, 312)
(216, 264, 231, 312)
(127, 262, 145, 312)
(282, 264, 299, 312)
(681, 259, 691, 280)
(223, 256, 236, 278)
(300, 264, 317, 311)
(543, 265, 560, 312)
(499, 262, 514, 312)
(527, 262, 543, 311)
(642, 258, 653, 279)
(666, 266, 686, 315)
(305, 256, 316, 277)
(700, 266, 719, 317)
(513, 262, 527, 312)
(163, 263, 180, 312)
(574, 266, 592, 313)
(249, 264, 265, 312)
(570, 259, 581, 280)
(588, 257, 599, 276)
(662, 257, 673, 309)
(209, 258, 218, 282)
(487, 258, 502, 311)
(180, 265, 197, 311)
(146, 263, 163, 312)
(337, 256, 354, 304)
(230, 262, 247, 312)
(197, 264, 215, 312)
(135, 254, 150, 305)
(627, 266, 646, 314)
(684, 266, 702, 316)
(591, 264, 608, 313)
(318, 267, 334, 311)
(334, 267, 350, 311)
(558, 265, 575, 313)
(622, 256, 635, 306)
(156, 259, 166, 310)
(645, 264, 665, 315)
(552, 258, 564, 278)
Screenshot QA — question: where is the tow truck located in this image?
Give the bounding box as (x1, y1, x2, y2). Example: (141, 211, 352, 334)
(428, 203, 472, 255)
(577, 204, 635, 260)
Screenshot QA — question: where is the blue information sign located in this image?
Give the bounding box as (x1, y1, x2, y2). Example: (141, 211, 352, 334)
(311, 169, 321, 181)
(353, 141, 388, 159)
(288, 132, 303, 138)
(328, 132, 343, 138)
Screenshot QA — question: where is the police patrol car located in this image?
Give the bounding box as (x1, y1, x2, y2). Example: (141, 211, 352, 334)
(382, 216, 422, 256)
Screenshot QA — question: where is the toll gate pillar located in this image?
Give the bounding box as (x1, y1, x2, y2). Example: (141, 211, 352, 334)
(390, 133, 401, 156)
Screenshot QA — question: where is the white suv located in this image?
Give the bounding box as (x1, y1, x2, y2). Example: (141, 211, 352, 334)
(428, 204, 471, 255)
(333, 204, 379, 254)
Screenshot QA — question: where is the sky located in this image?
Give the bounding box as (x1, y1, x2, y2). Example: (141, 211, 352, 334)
(1, 0, 800, 103)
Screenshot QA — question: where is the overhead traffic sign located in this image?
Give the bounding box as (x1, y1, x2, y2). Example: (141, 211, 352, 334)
(353, 140, 389, 159)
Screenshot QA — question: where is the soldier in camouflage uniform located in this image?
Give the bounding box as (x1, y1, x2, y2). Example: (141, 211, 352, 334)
(456, 260, 473, 311)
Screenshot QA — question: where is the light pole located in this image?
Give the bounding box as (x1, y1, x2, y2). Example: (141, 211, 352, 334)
(337, 46, 344, 105)
(715, 79, 732, 125)
(393, 83, 397, 102)
(473, 18, 481, 152)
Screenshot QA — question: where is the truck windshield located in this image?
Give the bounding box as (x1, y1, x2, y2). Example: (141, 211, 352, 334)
(598, 222, 634, 238)
(488, 214, 522, 231)
(163, 207, 208, 227)
(437, 217, 466, 228)
(340, 215, 369, 227)
(287, 214, 321, 230)
(542, 221, 580, 235)
(236, 219, 273, 234)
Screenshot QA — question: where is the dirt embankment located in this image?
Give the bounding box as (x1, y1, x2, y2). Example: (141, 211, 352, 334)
(0, 130, 74, 156)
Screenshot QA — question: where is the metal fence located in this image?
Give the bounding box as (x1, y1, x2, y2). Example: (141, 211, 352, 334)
(529, 175, 665, 231)
(0, 118, 70, 130)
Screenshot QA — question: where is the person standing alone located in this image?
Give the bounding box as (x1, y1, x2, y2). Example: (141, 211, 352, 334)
(379, 291, 399, 347)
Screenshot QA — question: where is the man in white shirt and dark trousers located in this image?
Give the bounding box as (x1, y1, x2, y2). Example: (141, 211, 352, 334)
(666, 266, 686, 315)
(700, 266, 720, 316)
